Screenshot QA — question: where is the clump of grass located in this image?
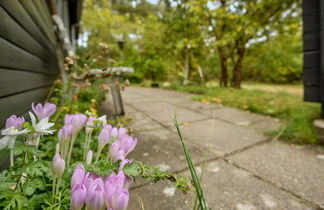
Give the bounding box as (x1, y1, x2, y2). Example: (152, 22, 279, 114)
(166, 83, 320, 144)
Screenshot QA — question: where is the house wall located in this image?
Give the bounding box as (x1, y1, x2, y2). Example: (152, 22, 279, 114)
(0, 0, 65, 128)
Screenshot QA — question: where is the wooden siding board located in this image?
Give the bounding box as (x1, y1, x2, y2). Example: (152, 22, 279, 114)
(304, 51, 321, 69)
(0, 0, 58, 61)
(303, 31, 321, 52)
(0, 7, 57, 66)
(303, 13, 320, 33)
(0, 37, 58, 75)
(19, 0, 57, 48)
(0, 68, 56, 98)
(0, 87, 51, 127)
(302, 0, 319, 16)
(304, 85, 321, 102)
(304, 68, 320, 85)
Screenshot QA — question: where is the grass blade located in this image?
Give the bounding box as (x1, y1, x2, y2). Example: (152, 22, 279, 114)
(173, 109, 207, 210)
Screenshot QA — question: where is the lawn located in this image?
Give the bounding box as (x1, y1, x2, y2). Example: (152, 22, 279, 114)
(145, 81, 320, 144)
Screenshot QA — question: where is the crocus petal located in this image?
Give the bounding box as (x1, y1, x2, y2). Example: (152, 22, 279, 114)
(0, 136, 10, 150)
(113, 189, 129, 210)
(71, 164, 85, 187)
(71, 184, 86, 210)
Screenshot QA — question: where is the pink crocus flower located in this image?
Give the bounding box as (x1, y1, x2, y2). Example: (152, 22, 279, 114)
(104, 171, 126, 206)
(86, 178, 105, 210)
(112, 189, 129, 210)
(71, 184, 86, 210)
(119, 136, 137, 156)
(32, 102, 56, 120)
(64, 114, 87, 133)
(117, 128, 128, 139)
(5, 115, 25, 130)
(109, 136, 137, 162)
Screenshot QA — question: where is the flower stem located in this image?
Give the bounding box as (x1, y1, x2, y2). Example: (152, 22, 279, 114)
(95, 146, 103, 163)
(10, 149, 14, 168)
(67, 133, 77, 166)
(52, 177, 56, 202)
(55, 178, 61, 200)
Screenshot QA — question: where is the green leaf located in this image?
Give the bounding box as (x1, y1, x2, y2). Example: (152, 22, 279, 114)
(123, 162, 141, 177)
(0, 190, 27, 210)
(84, 159, 120, 176)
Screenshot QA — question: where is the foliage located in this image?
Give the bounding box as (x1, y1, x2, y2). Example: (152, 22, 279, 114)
(80, 0, 302, 86)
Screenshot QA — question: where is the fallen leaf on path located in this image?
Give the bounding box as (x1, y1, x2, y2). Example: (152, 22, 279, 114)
(200, 99, 209, 104)
(212, 97, 222, 103)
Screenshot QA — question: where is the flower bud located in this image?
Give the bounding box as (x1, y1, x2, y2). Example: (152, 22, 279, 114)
(98, 127, 110, 149)
(52, 153, 65, 178)
(86, 150, 93, 165)
(111, 127, 118, 138)
(85, 116, 96, 134)
(71, 164, 85, 188)
(58, 124, 73, 141)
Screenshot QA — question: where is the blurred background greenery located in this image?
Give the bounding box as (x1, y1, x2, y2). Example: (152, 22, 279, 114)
(76, 0, 323, 144)
(78, 0, 302, 86)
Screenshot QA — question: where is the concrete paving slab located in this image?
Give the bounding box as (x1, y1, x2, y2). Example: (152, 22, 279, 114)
(129, 160, 313, 210)
(131, 101, 173, 113)
(149, 106, 211, 126)
(228, 141, 324, 208)
(176, 119, 268, 156)
(127, 111, 163, 131)
(128, 128, 216, 173)
(124, 104, 138, 114)
(177, 100, 222, 111)
(250, 119, 283, 133)
(208, 107, 281, 129)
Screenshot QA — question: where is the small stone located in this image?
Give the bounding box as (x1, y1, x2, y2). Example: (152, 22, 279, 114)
(163, 187, 176, 197)
(157, 164, 170, 172)
(208, 166, 220, 173)
(317, 154, 324, 160)
(236, 203, 256, 210)
(260, 194, 277, 208)
(142, 153, 148, 157)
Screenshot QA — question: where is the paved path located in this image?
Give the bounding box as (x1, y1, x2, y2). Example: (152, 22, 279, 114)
(102, 87, 324, 209)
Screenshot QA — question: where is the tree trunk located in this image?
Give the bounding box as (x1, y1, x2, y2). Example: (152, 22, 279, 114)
(183, 47, 190, 85)
(217, 47, 228, 87)
(197, 64, 205, 85)
(232, 46, 245, 88)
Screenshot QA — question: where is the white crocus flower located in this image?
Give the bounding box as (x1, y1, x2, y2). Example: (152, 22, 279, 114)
(97, 115, 107, 125)
(0, 127, 29, 150)
(29, 112, 55, 135)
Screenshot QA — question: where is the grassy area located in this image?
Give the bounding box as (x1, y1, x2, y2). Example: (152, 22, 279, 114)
(142, 82, 321, 144)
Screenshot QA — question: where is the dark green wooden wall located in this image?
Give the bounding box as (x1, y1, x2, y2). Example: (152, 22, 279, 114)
(0, 0, 64, 128)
